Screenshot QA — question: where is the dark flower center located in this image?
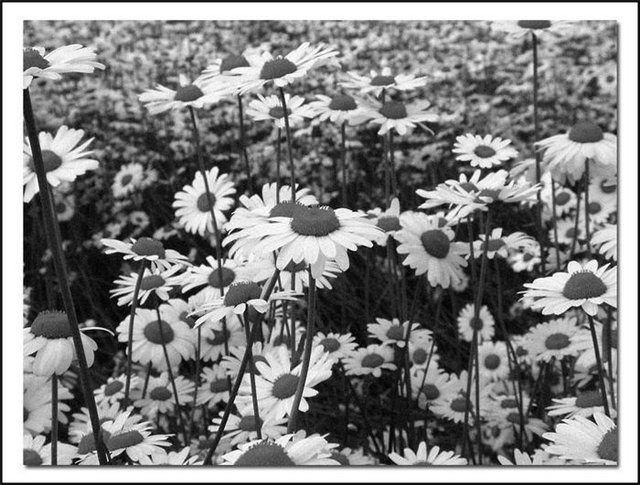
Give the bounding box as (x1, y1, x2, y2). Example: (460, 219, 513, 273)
(517, 20, 552, 30)
(500, 398, 518, 409)
(30, 311, 73, 339)
(450, 396, 471, 413)
(179, 311, 197, 328)
(196, 192, 216, 213)
(220, 54, 250, 73)
(470, 317, 484, 330)
(596, 429, 618, 462)
(370, 74, 395, 86)
(208, 267, 236, 289)
(377, 215, 401, 232)
(412, 348, 428, 365)
(268, 106, 291, 119)
(234, 442, 295, 466)
(385, 325, 405, 341)
(565, 227, 579, 239)
(143, 319, 175, 344)
(319, 337, 341, 353)
(328, 94, 357, 111)
(523, 253, 535, 262)
(210, 378, 231, 393)
(545, 332, 570, 350)
(484, 354, 501, 370)
(361, 353, 384, 368)
(272, 373, 299, 399)
(55, 201, 67, 214)
(24, 407, 29, 422)
(420, 230, 450, 259)
(223, 281, 262, 307)
(131, 237, 166, 258)
(506, 411, 525, 424)
(600, 180, 616, 194)
(555, 192, 571, 206)
(477, 188, 500, 201)
(104, 380, 124, 397)
(24, 48, 50, 71)
(568, 121, 604, 143)
(260, 58, 297, 80)
(459, 182, 479, 192)
(283, 260, 308, 273)
(140, 274, 166, 290)
(588, 202, 602, 214)
(379, 101, 408, 120)
(330, 451, 350, 465)
(106, 430, 145, 451)
(482, 238, 506, 253)
(238, 415, 263, 432)
(149, 386, 172, 401)
(575, 390, 604, 408)
(29, 150, 63, 173)
(515, 345, 528, 357)
(174, 84, 204, 102)
(290, 206, 341, 236)
(562, 271, 608, 300)
(206, 328, 230, 346)
(269, 201, 300, 218)
(120, 174, 133, 187)
(422, 383, 440, 400)
(78, 431, 109, 455)
(473, 145, 497, 158)
(273, 334, 291, 348)
(23, 449, 43, 466)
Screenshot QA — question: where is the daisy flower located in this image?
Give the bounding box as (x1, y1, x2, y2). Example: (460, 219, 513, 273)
(508, 246, 541, 273)
(308, 93, 368, 125)
(522, 260, 617, 316)
(582, 192, 616, 224)
(412, 366, 458, 409)
(591, 224, 617, 261)
(389, 441, 467, 466)
(523, 317, 590, 363)
(430, 378, 487, 424)
(181, 256, 248, 300)
(340, 67, 428, 96)
(135, 373, 194, 418)
(252, 204, 381, 278)
(246, 93, 315, 129)
(147, 447, 201, 465)
(453, 134, 519, 169)
(110, 264, 183, 307)
(408, 331, 439, 369)
(238, 346, 333, 420)
(394, 211, 467, 288)
(367, 197, 402, 246)
(23, 311, 100, 376)
(23, 374, 72, 435)
(367, 318, 420, 348)
(173, 167, 236, 237)
(116, 307, 194, 370)
(23, 434, 77, 466)
(209, 405, 287, 446)
(536, 121, 617, 184)
(543, 412, 617, 464)
(457, 303, 495, 343)
(276, 258, 343, 291)
(551, 217, 584, 246)
(492, 20, 576, 40)
(221, 432, 338, 465)
(111, 162, 148, 198)
(540, 176, 577, 217)
(199, 52, 251, 81)
(497, 448, 566, 466)
(196, 366, 232, 408)
(313, 331, 357, 362)
(472, 227, 537, 260)
(547, 390, 615, 419)
(23, 44, 104, 89)
(199, 316, 246, 362)
(329, 447, 377, 465)
(230, 42, 339, 94)
(94, 374, 142, 406)
(139, 73, 231, 115)
(343, 344, 396, 378)
(68, 402, 142, 444)
(101, 236, 190, 271)
(477, 341, 509, 381)
(23, 125, 99, 203)
(590, 175, 617, 200)
(220, 342, 273, 380)
(358, 99, 438, 136)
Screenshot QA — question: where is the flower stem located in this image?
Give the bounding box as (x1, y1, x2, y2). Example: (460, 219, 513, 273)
(278, 87, 296, 203)
(124, 260, 148, 407)
(389, 130, 398, 200)
(242, 309, 262, 439)
(605, 307, 616, 410)
(51, 374, 58, 466)
(141, 361, 152, 399)
(276, 127, 282, 203)
(340, 121, 348, 206)
(549, 179, 562, 270)
(586, 314, 611, 417)
(237, 94, 252, 193)
(583, 160, 592, 257)
(287, 269, 316, 433)
(23, 88, 109, 466)
(187, 326, 202, 443)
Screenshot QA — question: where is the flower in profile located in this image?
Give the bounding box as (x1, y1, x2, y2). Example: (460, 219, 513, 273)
(101, 236, 190, 271)
(309, 93, 368, 125)
(221, 432, 338, 465)
(23, 311, 101, 376)
(591, 224, 617, 261)
(522, 260, 617, 316)
(116, 307, 194, 370)
(367, 318, 420, 348)
(23, 434, 77, 466)
(110, 265, 183, 307)
(492, 20, 575, 40)
(343, 344, 396, 378)
(23, 374, 72, 435)
(139, 73, 231, 115)
(340, 67, 428, 96)
(547, 390, 615, 419)
(147, 447, 201, 465)
(389, 441, 467, 466)
(69, 402, 141, 444)
(23, 125, 99, 203)
(394, 211, 467, 288)
(367, 197, 402, 246)
(94, 374, 142, 406)
(23, 44, 104, 89)
(246, 93, 315, 129)
(457, 303, 495, 343)
(543, 412, 617, 465)
(181, 256, 247, 300)
(197, 51, 251, 89)
(313, 331, 357, 362)
(209, 405, 287, 446)
(230, 42, 339, 94)
(134, 372, 194, 418)
(358, 99, 438, 136)
(536, 121, 617, 183)
(453, 134, 518, 169)
(173, 167, 236, 237)
(523, 317, 590, 363)
(237, 346, 333, 420)
(471, 227, 537, 260)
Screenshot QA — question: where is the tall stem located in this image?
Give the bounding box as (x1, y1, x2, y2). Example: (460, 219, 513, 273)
(51, 374, 58, 466)
(124, 260, 148, 407)
(187, 326, 202, 443)
(276, 128, 282, 203)
(549, 179, 562, 269)
(237, 94, 252, 193)
(24, 88, 108, 465)
(243, 309, 262, 439)
(287, 269, 316, 433)
(532, 32, 546, 275)
(587, 314, 611, 417)
(340, 121, 348, 206)
(278, 87, 296, 203)
(583, 161, 592, 257)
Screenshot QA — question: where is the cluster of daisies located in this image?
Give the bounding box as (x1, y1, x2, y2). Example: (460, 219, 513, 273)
(22, 18, 618, 469)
